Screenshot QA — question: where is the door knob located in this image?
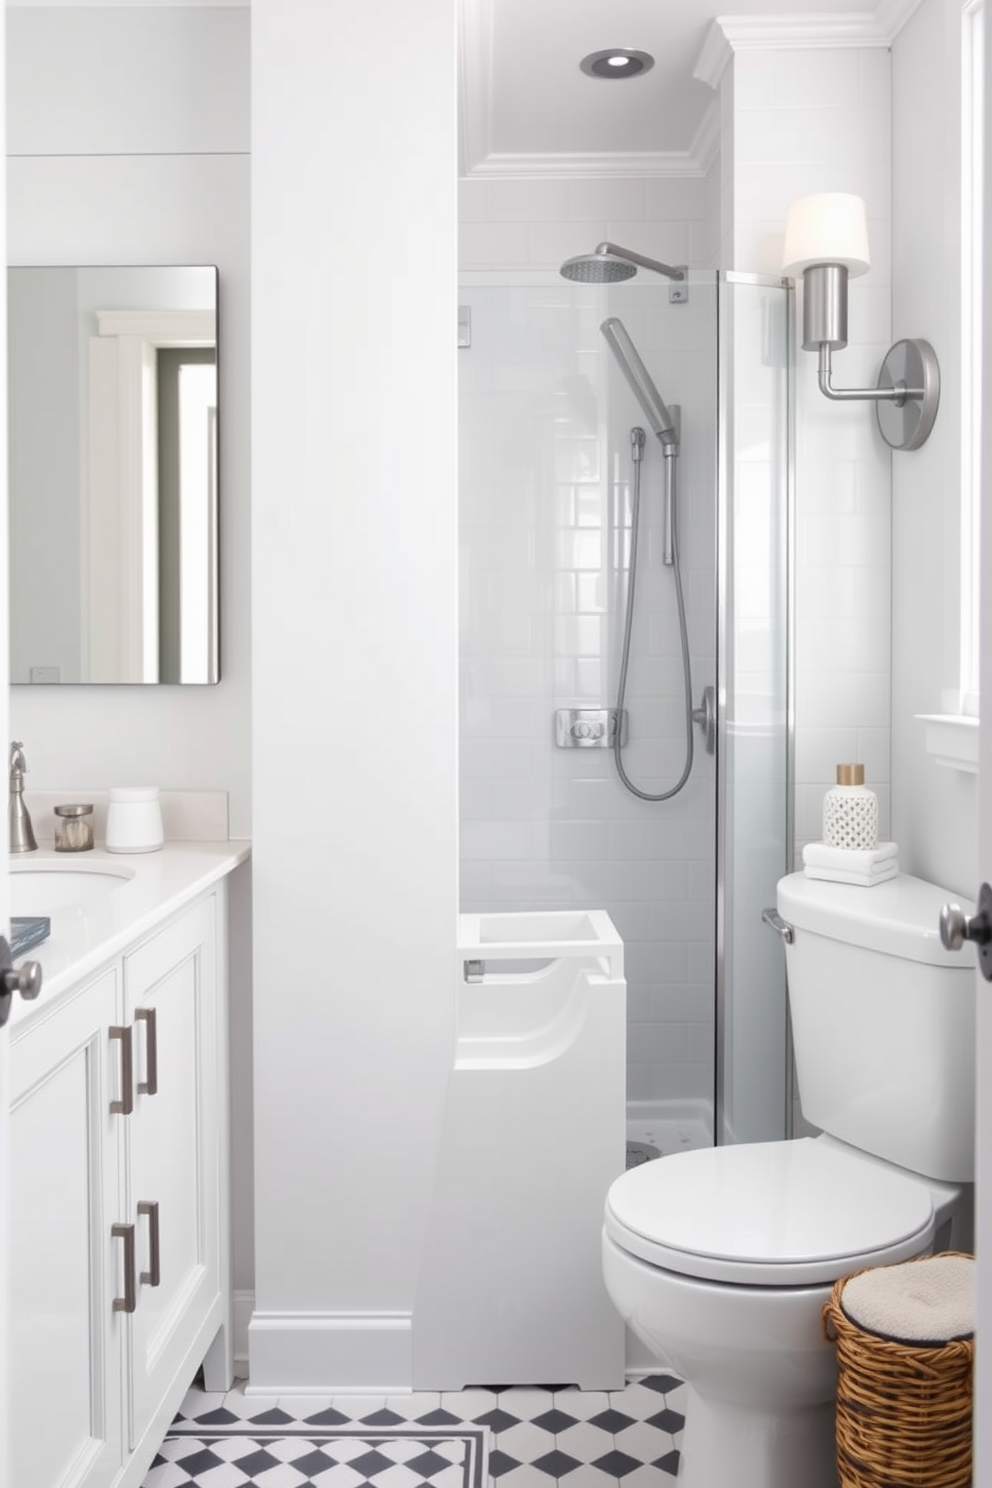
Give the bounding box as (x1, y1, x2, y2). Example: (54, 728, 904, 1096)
(939, 882, 992, 981)
(0, 933, 43, 1028)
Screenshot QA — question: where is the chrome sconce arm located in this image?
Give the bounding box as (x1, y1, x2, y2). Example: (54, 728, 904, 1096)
(798, 260, 940, 451)
(785, 195, 940, 452)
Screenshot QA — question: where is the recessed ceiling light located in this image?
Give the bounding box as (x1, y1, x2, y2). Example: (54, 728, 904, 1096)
(580, 48, 654, 80)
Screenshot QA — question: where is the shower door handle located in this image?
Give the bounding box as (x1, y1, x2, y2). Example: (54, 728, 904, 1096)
(692, 686, 716, 755)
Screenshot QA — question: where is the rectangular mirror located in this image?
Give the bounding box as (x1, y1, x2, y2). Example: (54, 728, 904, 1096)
(8, 265, 219, 684)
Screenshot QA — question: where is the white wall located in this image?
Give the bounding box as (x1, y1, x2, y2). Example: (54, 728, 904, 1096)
(460, 172, 720, 272)
(5, 0, 256, 1316)
(6, 5, 251, 836)
(726, 45, 894, 864)
(891, 0, 977, 898)
(249, 0, 458, 1390)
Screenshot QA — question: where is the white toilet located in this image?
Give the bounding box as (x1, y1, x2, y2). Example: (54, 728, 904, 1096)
(602, 871, 976, 1488)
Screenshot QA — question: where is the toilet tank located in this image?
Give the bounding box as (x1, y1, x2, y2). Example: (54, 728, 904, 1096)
(777, 872, 976, 1182)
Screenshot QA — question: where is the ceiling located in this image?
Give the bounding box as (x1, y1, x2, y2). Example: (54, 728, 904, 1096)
(459, 0, 922, 177)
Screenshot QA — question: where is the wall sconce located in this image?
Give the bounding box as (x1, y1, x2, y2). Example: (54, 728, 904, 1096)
(782, 192, 940, 451)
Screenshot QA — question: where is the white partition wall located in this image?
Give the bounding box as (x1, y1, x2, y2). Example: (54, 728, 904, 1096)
(250, 0, 459, 1391)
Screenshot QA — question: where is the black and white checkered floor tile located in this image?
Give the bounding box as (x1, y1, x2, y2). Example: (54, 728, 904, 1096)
(148, 1427, 486, 1488)
(147, 1373, 685, 1488)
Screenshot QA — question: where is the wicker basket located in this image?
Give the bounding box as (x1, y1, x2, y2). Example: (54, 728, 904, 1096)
(822, 1253, 974, 1488)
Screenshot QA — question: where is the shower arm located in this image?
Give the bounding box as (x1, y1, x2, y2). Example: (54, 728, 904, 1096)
(596, 242, 685, 283)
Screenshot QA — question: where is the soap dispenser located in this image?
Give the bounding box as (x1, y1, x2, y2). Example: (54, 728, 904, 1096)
(822, 763, 878, 851)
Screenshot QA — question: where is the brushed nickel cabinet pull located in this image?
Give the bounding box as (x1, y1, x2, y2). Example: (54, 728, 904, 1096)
(137, 1200, 161, 1287)
(136, 1007, 158, 1095)
(112, 1222, 136, 1313)
(109, 1026, 134, 1115)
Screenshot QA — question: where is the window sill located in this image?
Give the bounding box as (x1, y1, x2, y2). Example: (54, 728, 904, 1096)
(916, 714, 979, 774)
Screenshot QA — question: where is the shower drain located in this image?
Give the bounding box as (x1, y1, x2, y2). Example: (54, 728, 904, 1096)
(625, 1140, 662, 1169)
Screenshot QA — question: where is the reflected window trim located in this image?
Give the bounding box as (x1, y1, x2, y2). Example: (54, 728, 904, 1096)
(87, 307, 217, 683)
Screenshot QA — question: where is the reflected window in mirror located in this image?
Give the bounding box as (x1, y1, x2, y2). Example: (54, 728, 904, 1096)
(7, 265, 220, 685)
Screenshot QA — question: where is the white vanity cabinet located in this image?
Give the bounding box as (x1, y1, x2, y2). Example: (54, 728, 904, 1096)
(9, 882, 233, 1488)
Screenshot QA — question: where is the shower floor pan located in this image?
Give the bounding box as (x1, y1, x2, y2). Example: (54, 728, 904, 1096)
(626, 1098, 713, 1166)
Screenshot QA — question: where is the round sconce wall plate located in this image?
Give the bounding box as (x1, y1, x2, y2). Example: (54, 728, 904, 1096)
(875, 337, 940, 451)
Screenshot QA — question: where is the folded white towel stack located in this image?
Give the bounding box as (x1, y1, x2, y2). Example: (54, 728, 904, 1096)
(802, 840, 899, 887)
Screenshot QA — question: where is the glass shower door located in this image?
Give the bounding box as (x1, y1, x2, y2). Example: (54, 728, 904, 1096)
(457, 269, 793, 1158)
(458, 272, 720, 1161)
(716, 272, 793, 1145)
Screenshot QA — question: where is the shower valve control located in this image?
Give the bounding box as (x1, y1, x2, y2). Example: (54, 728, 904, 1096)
(555, 708, 627, 749)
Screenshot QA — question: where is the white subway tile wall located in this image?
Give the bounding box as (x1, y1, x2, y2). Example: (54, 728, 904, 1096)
(458, 274, 717, 1111)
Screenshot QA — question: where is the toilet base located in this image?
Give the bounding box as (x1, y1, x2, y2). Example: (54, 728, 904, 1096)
(678, 1384, 838, 1488)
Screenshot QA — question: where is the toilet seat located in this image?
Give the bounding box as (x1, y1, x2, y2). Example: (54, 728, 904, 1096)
(605, 1138, 936, 1285)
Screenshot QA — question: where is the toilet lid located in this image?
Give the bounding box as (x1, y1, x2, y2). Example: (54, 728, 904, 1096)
(604, 1139, 936, 1285)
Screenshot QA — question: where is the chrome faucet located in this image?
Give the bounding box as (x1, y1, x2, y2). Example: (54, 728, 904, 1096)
(9, 741, 37, 853)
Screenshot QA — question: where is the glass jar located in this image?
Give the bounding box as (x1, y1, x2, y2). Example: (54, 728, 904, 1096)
(54, 803, 95, 853)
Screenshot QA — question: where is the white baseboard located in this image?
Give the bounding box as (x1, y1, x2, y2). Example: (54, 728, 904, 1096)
(246, 1309, 413, 1394)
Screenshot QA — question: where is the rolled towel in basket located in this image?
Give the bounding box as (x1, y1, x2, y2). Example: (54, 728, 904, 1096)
(803, 841, 899, 886)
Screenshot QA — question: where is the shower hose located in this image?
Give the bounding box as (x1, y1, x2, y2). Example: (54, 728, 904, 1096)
(613, 425, 695, 801)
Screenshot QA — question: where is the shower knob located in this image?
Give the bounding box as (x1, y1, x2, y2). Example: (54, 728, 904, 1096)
(939, 882, 992, 982)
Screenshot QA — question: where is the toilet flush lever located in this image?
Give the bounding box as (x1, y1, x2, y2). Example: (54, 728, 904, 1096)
(761, 908, 794, 944)
(939, 882, 992, 981)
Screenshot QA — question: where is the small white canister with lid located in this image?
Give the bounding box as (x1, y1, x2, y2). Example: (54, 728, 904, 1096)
(105, 786, 164, 854)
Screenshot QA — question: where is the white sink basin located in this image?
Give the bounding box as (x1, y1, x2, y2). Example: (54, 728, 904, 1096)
(10, 863, 133, 916)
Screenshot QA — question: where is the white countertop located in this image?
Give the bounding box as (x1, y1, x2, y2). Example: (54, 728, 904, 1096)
(8, 840, 251, 1025)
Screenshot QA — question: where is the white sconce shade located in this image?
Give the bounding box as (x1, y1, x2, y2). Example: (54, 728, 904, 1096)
(781, 193, 871, 277)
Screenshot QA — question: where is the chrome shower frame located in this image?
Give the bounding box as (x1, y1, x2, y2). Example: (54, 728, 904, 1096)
(713, 270, 796, 1149)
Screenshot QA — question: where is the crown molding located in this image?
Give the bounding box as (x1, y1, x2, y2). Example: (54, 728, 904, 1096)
(460, 0, 925, 181)
(689, 97, 723, 176)
(694, 20, 735, 90)
(458, 0, 494, 179)
(459, 0, 712, 180)
(463, 150, 707, 180)
(694, 0, 925, 89)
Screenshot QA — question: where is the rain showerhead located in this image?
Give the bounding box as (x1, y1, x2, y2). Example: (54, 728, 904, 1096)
(560, 241, 685, 285)
(561, 249, 637, 283)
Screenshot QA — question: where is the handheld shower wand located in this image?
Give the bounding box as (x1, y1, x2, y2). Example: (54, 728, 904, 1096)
(601, 317, 679, 565)
(601, 317, 678, 450)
